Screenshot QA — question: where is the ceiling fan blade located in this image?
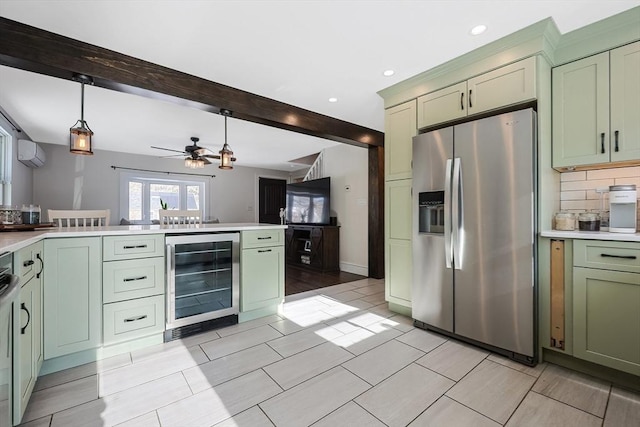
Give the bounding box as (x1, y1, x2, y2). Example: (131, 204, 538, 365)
(201, 154, 221, 159)
(159, 154, 185, 158)
(202, 157, 212, 165)
(151, 146, 186, 154)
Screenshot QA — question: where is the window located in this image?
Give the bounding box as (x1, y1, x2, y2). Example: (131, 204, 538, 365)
(0, 126, 11, 206)
(119, 171, 207, 224)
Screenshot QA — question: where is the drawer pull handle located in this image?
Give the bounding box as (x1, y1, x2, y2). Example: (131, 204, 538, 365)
(36, 253, 44, 279)
(20, 303, 30, 335)
(23, 260, 34, 267)
(600, 133, 605, 154)
(600, 253, 637, 260)
(124, 315, 148, 323)
(257, 236, 272, 240)
(468, 89, 473, 108)
(123, 275, 148, 282)
(460, 92, 464, 110)
(614, 130, 619, 152)
(123, 244, 148, 249)
(258, 249, 272, 253)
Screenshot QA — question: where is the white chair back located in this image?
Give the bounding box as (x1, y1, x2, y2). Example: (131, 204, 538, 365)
(159, 209, 202, 226)
(48, 209, 111, 227)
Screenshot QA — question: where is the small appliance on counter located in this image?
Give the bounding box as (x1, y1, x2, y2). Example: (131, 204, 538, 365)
(21, 204, 41, 225)
(609, 185, 637, 233)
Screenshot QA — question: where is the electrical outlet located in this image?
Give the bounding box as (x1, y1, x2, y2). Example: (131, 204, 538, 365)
(247, 205, 253, 212)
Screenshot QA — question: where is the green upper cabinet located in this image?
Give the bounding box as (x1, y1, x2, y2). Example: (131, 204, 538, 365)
(417, 82, 467, 129)
(610, 41, 640, 162)
(43, 237, 102, 359)
(553, 41, 640, 169)
(418, 57, 536, 130)
(385, 100, 416, 181)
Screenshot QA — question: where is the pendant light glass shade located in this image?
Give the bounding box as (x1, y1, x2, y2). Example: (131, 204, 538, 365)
(69, 75, 94, 155)
(219, 142, 234, 170)
(219, 113, 234, 170)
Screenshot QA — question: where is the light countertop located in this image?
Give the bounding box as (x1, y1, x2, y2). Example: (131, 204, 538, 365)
(0, 223, 287, 254)
(541, 230, 640, 242)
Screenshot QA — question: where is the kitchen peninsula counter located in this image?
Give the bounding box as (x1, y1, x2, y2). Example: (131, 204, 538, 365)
(0, 223, 287, 253)
(541, 230, 640, 242)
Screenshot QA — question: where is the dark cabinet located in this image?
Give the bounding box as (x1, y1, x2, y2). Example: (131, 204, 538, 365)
(285, 225, 339, 272)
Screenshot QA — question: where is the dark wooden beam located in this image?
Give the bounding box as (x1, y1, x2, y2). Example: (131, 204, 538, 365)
(368, 145, 385, 279)
(0, 17, 383, 148)
(0, 16, 386, 279)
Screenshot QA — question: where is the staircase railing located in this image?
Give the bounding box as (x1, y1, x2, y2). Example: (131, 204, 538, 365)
(303, 150, 324, 181)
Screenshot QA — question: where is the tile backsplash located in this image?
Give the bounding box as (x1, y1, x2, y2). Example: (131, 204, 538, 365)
(560, 166, 640, 230)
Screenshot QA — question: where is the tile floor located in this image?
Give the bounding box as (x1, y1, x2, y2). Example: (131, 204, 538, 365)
(19, 279, 640, 427)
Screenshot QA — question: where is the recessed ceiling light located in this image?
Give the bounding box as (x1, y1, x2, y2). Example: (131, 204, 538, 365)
(383, 69, 395, 77)
(328, 97, 338, 103)
(470, 24, 487, 36)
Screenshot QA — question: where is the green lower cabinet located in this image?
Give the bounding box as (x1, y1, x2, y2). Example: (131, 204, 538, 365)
(573, 267, 640, 376)
(43, 237, 102, 359)
(385, 238, 412, 308)
(241, 246, 284, 312)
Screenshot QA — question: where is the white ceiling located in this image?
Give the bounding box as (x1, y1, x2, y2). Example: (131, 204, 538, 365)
(0, 1, 638, 171)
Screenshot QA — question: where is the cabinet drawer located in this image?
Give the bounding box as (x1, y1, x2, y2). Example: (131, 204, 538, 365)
(103, 257, 165, 303)
(573, 240, 640, 273)
(103, 234, 164, 261)
(103, 295, 164, 345)
(241, 229, 284, 249)
(14, 244, 41, 284)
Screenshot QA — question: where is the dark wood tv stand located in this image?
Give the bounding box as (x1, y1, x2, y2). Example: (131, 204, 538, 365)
(285, 224, 340, 272)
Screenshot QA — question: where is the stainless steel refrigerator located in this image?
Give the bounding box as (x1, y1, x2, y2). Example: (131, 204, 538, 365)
(412, 108, 536, 364)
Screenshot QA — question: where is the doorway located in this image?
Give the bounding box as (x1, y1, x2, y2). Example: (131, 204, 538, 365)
(258, 177, 286, 224)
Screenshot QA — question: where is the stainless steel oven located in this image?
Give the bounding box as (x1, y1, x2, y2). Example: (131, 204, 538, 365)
(165, 233, 239, 340)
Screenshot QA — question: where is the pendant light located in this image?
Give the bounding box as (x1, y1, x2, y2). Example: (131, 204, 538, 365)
(219, 109, 236, 170)
(69, 74, 94, 155)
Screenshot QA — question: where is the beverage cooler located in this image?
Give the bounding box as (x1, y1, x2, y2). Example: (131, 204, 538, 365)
(165, 233, 239, 340)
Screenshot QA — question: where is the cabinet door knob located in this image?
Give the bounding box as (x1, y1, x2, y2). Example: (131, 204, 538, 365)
(600, 133, 605, 154)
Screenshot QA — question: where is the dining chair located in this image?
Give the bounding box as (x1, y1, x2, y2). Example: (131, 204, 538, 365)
(48, 209, 111, 227)
(158, 209, 202, 226)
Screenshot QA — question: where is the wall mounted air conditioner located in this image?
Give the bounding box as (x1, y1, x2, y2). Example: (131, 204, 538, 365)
(18, 139, 46, 168)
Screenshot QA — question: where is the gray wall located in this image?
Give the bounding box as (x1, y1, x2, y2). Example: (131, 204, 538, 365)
(33, 143, 290, 224)
(0, 110, 33, 207)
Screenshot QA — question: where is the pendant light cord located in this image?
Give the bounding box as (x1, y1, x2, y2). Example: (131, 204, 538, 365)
(80, 82, 85, 122)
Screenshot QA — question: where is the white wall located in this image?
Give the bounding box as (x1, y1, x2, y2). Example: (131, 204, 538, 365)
(33, 143, 289, 224)
(322, 144, 368, 276)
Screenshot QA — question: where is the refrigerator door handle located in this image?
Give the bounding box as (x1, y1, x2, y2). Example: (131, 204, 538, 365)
(452, 157, 463, 270)
(444, 158, 453, 268)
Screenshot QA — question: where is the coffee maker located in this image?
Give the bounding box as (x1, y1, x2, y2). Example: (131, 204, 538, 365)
(609, 184, 637, 233)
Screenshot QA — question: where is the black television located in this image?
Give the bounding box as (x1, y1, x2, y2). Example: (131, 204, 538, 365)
(285, 177, 331, 225)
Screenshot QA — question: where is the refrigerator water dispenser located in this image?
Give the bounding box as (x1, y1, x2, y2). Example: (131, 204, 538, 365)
(419, 191, 445, 234)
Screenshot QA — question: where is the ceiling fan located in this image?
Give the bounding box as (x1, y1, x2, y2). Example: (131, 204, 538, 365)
(151, 137, 214, 167)
(150, 110, 237, 169)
